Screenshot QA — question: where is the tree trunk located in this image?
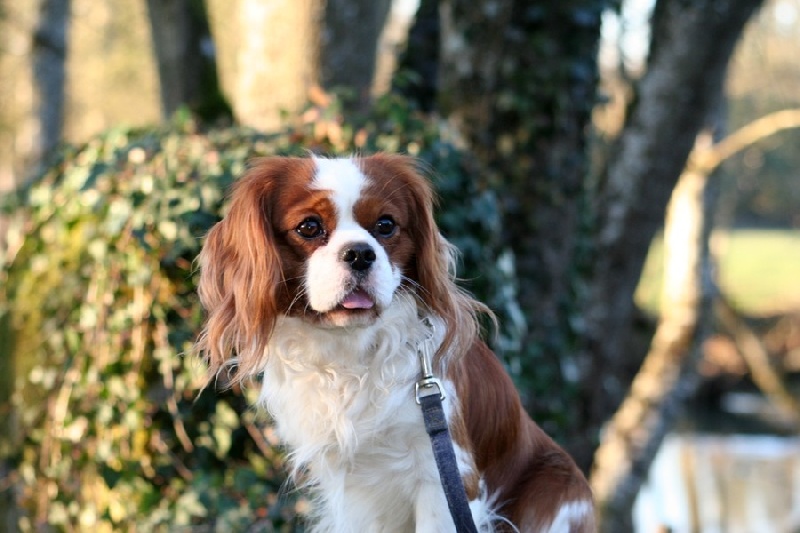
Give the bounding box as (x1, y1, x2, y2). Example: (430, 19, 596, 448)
(582, 0, 765, 470)
(32, 0, 70, 167)
(396, 0, 440, 112)
(145, 0, 228, 121)
(591, 149, 718, 532)
(207, 0, 323, 131)
(589, 105, 800, 533)
(438, 0, 609, 452)
(320, 0, 392, 111)
(64, 0, 161, 141)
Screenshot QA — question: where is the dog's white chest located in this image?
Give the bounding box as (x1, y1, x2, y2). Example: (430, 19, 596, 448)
(261, 349, 424, 465)
(255, 312, 476, 532)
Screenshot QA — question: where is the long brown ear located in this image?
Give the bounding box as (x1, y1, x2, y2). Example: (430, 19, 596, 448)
(410, 176, 488, 360)
(195, 159, 295, 387)
(366, 154, 488, 359)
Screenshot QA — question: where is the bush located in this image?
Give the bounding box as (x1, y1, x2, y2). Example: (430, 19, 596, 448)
(1, 96, 520, 531)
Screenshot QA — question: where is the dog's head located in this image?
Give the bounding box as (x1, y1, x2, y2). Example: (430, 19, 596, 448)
(196, 154, 481, 384)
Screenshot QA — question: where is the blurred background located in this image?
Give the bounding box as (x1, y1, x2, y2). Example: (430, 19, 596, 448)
(1, 0, 799, 531)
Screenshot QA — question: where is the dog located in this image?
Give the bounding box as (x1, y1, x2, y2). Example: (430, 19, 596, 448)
(196, 154, 595, 532)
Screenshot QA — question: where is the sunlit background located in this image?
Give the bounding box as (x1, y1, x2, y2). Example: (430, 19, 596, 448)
(1, 0, 799, 531)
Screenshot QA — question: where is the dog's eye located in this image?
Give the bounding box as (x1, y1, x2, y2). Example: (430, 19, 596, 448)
(373, 216, 397, 238)
(296, 217, 325, 239)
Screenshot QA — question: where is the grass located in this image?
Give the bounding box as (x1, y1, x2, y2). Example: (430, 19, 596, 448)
(636, 229, 800, 317)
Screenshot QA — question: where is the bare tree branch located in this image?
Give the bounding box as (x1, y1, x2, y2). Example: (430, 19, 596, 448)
(691, 108, 800, 173)
(583, 1, 765, 456)
(591, 105, 800, 532)
(591, 163, 714, 532)
(717, 297, 800, 426)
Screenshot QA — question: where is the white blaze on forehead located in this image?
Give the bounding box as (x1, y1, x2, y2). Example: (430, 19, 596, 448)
(305, 156, 400, 316)
(311, 156, 366, 222)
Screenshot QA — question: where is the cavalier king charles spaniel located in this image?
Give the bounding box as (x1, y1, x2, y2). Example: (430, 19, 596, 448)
(196, 154, 594, 532)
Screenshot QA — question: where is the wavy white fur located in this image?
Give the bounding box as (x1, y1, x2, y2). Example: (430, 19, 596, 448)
(259, 295, 493, 532)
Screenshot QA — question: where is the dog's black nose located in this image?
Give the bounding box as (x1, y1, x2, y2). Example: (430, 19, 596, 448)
(341, 242, 376, 272)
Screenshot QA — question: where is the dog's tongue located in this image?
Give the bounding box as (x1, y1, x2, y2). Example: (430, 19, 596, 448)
(340, 289, 374, 310)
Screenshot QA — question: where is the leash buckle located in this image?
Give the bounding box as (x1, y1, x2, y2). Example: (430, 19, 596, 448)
(415, 317, 445, 404)
(415, 376, 445, 405)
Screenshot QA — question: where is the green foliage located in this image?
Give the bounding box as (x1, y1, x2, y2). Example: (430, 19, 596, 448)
(4, 124, 300, 532)
(1, 94, 516, 530)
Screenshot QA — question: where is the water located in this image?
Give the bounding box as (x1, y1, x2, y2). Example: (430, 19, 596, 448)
(634, 389, 800, 533)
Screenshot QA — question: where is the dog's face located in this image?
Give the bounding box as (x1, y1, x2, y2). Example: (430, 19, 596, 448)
(197, 154, 462, 381)
(269, 155, 421, 327)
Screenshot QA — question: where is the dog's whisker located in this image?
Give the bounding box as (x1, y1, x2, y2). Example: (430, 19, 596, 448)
(286, 287, 308, 313)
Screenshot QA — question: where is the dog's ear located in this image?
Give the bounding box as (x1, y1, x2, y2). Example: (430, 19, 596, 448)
(364, 154, 486, 359)
(408, 171, 485, 360)
(196, 159, 295, 386)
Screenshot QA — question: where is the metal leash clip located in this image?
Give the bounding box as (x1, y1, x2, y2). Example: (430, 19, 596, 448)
(415, 317, 445, 404)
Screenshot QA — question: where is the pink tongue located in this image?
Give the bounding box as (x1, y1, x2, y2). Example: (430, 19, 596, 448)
(341, 289, 374, 310)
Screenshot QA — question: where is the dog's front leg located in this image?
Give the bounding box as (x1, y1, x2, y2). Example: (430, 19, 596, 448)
(414, 482, 457, 533)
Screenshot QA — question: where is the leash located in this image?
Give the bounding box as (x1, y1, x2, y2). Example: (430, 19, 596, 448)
(415, 319, 479, 533)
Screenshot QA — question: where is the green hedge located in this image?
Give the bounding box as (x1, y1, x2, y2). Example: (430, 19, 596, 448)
(1, 97, 521, 531)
